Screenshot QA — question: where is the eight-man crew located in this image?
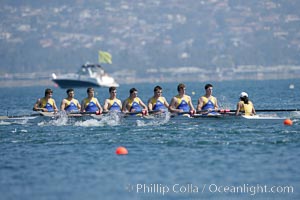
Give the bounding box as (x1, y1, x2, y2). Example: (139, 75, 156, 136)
(33, 85, 257, 117)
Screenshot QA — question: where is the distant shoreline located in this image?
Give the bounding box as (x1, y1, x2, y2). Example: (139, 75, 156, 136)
(0, 76, 299, 88)
(1, 65, 300, 87)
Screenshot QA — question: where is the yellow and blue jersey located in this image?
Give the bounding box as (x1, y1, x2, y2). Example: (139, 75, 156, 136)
(201, 96, 217, 110)
(40, 98, 55, 112)
(64, 99, 79, 112)
(107, 99, 122, 112)
(82, 97, 98, 112)
(201, 96, 218, 115)
(149, 97, 167, 111)
(176, 95, 190, 112)
(127, 97, 142, 112)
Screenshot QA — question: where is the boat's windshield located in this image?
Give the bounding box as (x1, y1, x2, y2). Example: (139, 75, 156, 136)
(79, 64, 105, 76)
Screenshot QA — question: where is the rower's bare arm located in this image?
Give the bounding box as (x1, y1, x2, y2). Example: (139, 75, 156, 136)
(53, 100, 59, 112)
(196, 98, 204, 111)
(118, 100, 123, 110)
(139, 100, 148, 111)
(33, 99, 44, 111)
(103, 99, 109, 112)
(215, 98, 219, 110)
(148, 99, 153, 111)
(60, 99, 66, 111)
(96, 99, 103, 113)
(235, 102, 241, 115)
(188, 96, 195, 111)
(77, 100, 81, 110)
(169, 97, 180, 113)
(122, 100, 128, 113)
(252, 103, 256, 115)
(162, 97, 169, 109)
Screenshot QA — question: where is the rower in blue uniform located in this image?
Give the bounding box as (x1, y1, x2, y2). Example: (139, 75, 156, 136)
(81, 88, 103, 113)
(169, 83, 195, 115)
(60, 88, 81, 112)
(33, 88, 58, 112)
(148, 85, 169, 112)
(197, 83, 219, 115)
(122, 88, 148, 116)
(103, 87, 122, 112)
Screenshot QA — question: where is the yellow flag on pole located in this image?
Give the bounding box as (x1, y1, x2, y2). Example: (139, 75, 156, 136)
(98, 51, 112, 64)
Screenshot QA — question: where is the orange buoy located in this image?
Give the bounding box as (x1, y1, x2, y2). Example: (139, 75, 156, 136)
(283, 119, 293, 126)
(116, 146, 128, 155)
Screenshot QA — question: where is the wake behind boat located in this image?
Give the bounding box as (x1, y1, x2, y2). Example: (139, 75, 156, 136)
(51, 63, 119, 88)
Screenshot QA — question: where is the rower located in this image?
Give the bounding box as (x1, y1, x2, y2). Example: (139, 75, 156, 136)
(235, 92, 256, 116)
(122, 88, 148, 115)
(169, 83, 195, 115)
(197, 83, 219, 115)
(60, 88, 81, 112)
(103, 87, 122, 112)
(33, 88, 58, 112)
(81, 87, 103, 113)
(148, 85, 169, 112)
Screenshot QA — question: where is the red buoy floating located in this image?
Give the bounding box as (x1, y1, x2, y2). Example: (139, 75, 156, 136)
(283, 119, 293, 126)
(116, 146, 128, 155)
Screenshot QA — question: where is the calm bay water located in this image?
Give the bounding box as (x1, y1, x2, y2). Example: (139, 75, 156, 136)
(0, 79, 300, 200)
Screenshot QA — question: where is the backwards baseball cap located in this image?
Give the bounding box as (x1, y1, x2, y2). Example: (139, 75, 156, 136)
(240, 92, 248, 98)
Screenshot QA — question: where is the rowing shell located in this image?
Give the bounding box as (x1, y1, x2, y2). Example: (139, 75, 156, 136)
(241, 115, 285, 120)
(0, 111, 292, 121)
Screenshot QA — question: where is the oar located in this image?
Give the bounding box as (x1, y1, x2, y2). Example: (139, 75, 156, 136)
(216, 109, 300, 113)
(121, 110, 161, 116)
(175, 110, 220, 115)
(0, 112, 43, 120)
(254, 109, 300, 112)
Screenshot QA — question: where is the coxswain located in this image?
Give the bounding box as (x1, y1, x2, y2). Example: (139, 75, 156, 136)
(235, 92, 256, 116)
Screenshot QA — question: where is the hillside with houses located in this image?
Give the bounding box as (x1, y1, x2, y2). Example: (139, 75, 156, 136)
(1, 0, 300, 85)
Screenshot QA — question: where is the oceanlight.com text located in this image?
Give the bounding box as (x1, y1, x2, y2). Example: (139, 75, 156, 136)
(208, 184, 294, 196)
(127, 183, 294, 196)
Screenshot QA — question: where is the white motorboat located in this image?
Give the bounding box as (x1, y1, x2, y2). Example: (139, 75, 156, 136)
(51, 63, 119, 88)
